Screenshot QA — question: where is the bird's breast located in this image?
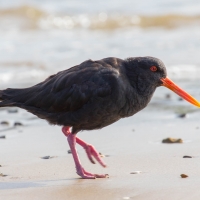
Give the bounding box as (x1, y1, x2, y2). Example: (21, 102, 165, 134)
(118, 88, 152, 118)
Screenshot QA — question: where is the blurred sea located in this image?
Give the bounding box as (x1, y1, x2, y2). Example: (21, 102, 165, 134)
(0, 0, 200, 89)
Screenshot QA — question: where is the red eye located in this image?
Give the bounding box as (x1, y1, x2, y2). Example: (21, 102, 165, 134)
(150, 66, 157, 72)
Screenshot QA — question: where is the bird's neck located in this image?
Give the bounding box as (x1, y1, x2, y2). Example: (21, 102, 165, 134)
(124, 58, 139, 90)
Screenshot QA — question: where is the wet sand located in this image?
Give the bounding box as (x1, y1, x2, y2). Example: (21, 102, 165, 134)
(0, 105, 200, 200)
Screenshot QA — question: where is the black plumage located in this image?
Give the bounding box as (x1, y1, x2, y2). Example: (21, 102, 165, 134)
(0, 56, 166, 133)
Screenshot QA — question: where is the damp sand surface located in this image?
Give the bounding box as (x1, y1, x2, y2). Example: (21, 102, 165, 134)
(0, 106, 200, 200)
(0, 1, 200, 199)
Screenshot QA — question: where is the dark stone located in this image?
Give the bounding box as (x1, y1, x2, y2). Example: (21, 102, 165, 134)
(183, 155, 192, 158)
(0, 173, 7, 177)
(165, 94, 171, 99)
(162, 137, 183, 143)
(68, 150, 72, 154)
(180, 174, 188, 178)
(178, 113, 186, 118)
(41, 156, 51, 159)
(7, 109, 18, 113)
(0, 121, 9, 125)
(14, 122, 23, 126)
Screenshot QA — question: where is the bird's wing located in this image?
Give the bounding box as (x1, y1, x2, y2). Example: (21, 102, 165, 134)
(2, 60, 118, 113)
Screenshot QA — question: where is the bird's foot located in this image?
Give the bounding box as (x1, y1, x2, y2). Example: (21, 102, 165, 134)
(76, 167, 109, 179)
(84, 144, 107, 167)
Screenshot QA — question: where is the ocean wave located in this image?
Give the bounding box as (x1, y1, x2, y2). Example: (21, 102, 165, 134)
(0, 61, 49, 88)
(0, 62, 199, 89)
(168, 64, 200, 80)
(0, 5, 200, 30)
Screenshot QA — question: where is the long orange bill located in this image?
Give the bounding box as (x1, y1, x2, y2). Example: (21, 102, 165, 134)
(161, 77, 200, 108)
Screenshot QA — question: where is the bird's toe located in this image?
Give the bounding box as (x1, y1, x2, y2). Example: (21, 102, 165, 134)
(85, 144, 107, 167)
(77, 168, 108, 179)
(94, 174, 109, 178)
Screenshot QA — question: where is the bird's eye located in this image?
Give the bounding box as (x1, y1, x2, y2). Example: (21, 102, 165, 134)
(150, 66, 157, 72)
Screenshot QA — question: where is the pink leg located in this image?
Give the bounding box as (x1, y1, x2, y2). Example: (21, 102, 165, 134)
(62, 126, 106, 167)
(63, 126, 108, 179)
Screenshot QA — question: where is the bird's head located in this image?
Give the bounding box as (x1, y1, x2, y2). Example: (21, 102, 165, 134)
(125, 56, 200, 107)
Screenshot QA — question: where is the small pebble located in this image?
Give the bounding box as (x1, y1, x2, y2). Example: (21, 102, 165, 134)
(123, 197, 130, 200)
(180, 174, 188, 178)
(0, 173, 7, 177)
(68, 150, 72, 154)
(165, 94, 171, 99)
(178, 113, 186, 118)
(0, 121, 9, 126)
(130, 171, 141, 174)
(0, 165, 2, 167)
(178, 97, 183, 101)
(0, 135, 6, 139)
(41, 156, 53, 159)
(162, 138, 183, 143)
(183, 155, 192, 158)
(14, 122, 23, 126)
(99, 152, 104, 157)
(7, 108, 18, 113)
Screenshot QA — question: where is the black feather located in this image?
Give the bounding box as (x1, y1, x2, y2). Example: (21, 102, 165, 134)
(0, 57, 167, 133)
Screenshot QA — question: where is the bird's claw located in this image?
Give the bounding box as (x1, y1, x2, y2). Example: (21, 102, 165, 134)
(84, 144, 107, 168)
(76, 167, 109, 179)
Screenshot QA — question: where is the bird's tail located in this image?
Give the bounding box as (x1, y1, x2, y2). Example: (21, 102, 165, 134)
(0, 90, 2, 100)
(0, 89, 16, 107)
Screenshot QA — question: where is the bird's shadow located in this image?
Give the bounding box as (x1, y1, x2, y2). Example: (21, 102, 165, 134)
(0, 178, 79, 190)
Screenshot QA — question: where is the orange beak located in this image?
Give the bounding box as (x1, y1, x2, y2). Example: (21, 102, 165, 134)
(161, 77, 200, 108)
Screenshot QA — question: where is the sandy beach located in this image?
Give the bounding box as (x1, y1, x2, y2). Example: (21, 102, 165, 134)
(0, 1, 200, 199)
(0, 101, 200, 200)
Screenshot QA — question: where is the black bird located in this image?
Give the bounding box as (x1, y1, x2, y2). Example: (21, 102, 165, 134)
(0, 57, 199, 179)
